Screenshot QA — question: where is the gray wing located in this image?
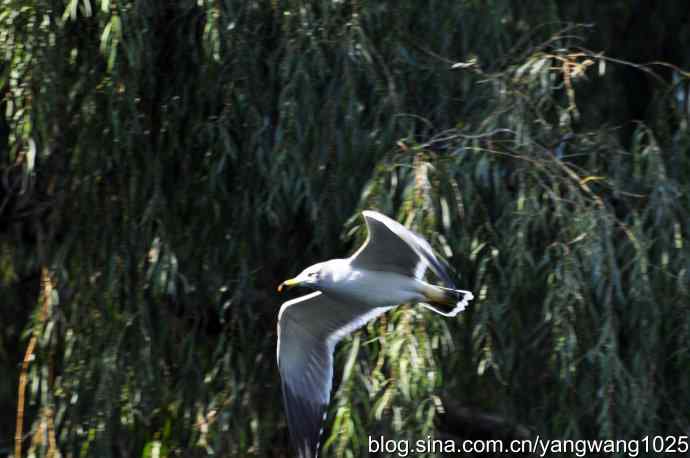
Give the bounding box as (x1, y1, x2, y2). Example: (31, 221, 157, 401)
(277, 291, 392, 458)
(350, 210, 455, 286)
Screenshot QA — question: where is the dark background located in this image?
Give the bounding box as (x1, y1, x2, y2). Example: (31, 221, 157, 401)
(1, 1, 689, 456)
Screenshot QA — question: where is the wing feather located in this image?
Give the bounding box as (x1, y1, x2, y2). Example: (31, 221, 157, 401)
(277, 292, 391, 457)
(350, 210, 455, 286)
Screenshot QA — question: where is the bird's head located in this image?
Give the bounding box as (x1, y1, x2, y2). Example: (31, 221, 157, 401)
(277, 263, 325, 292)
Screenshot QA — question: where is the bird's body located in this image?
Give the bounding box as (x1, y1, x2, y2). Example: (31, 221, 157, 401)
(276, 210, 474, 458)
(313, 260, 429, 307)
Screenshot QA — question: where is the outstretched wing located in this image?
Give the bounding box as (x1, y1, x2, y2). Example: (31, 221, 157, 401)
(350, 210, 455, 286)
(277, 292, 392, 458)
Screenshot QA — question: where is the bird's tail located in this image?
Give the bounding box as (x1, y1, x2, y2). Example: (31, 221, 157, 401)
(421, 285, 474, 317)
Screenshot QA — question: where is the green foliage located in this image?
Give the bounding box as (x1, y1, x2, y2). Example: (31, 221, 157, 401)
(1, 0, 688, 457)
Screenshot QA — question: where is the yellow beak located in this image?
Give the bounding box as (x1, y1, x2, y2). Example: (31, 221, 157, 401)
(277, 278, 300, 293)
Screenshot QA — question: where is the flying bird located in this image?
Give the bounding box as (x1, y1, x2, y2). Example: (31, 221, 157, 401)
(276, 210, 474, 458)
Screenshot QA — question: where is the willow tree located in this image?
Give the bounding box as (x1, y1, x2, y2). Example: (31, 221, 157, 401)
(1, 1, 688, 457)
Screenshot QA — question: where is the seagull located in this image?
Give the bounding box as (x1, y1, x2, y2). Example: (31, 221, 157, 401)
(276, 210, 474, 458)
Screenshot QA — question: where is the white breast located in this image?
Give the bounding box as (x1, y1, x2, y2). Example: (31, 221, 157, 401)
(325, 268, 426, 307)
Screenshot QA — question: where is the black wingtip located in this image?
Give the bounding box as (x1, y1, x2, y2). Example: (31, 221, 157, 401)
(282, 382, 327, 458)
